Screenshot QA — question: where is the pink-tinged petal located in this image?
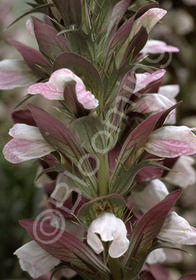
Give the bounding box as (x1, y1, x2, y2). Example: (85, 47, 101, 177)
(3, 138, 54, 163)
(0, 59, 38, 89)
(75, 83, 99, 109)
(141, 40, 179, 54)
(51, 69, 99, 109)
(140, 8, 167, 32)
(132, 94, 176, 124)
(131, 8, 167, 38)
(145, 126, 196, 158)
(134, 70, 165, 93)
(61, 268, 77, 279)
(117, 105, 179, 171)
(164, 155, 196, 188)
(9, 123, 44, 141)
(50, 68, 83, 90)
(159, 211, 196, 245)
(28, 68, 99, 109)
(14, 241, 60, 278)
(158, 84, 180, 100)
(28, 81, 62, 100)
(28, 68, 79, 100)
(3, 123, 54, 163)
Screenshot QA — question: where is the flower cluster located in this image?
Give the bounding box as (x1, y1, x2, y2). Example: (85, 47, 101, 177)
(1, 1, 196, 280)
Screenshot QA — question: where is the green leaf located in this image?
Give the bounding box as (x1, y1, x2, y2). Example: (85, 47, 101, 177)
(104, 16, 135, 72)
(116, 27, 148, 67)
(104, 0, 130, 44)
(105, 3, 160, 71)
(39, 155, 96, 199)
(109, 158, 142, 194)
(52, 0, 82, 27)
(89, 0, 116, 39)
(61, 30, 93, 60)
(28, 104, 98, 198)
(122, 190, 182, 279)
(111, 101, 179, 182)
(81, 0, 92, 34)
(78, 194, 126, 226)
(110, 156, 171, 195)
(110, 112, 163, 186)
(103, 71, 136, 145)
(71, 116, 116, 154)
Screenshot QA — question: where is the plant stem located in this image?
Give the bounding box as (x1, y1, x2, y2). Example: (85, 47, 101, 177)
(108, 257, 122, 280)
(97, 153, 109, 196)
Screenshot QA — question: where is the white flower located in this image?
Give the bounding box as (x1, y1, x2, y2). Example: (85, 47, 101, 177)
(131, 93, 176, 124)
(14, 241, 60, 278)
(116, 9, 167, 67)
(132, 179, 168, 213)
(132, 82, 179, 124)
(158, 84, 180, 101)
(146, 248, 182, 264)
(28, 68, 99, 110)
(130, 8, 167, 38)
(133, 70, 165, 93)
(0, 59, 38, 89)
(164, 155, 196, 188)
(132, 179, 196, 245)
(146, 248, 167, 264)
(141, 40, 179, 54)
(159, 211, 196, 244)
(87, 212, 129, 258)
(145, 126, 196, 158)
(3, 123, 54, 163)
